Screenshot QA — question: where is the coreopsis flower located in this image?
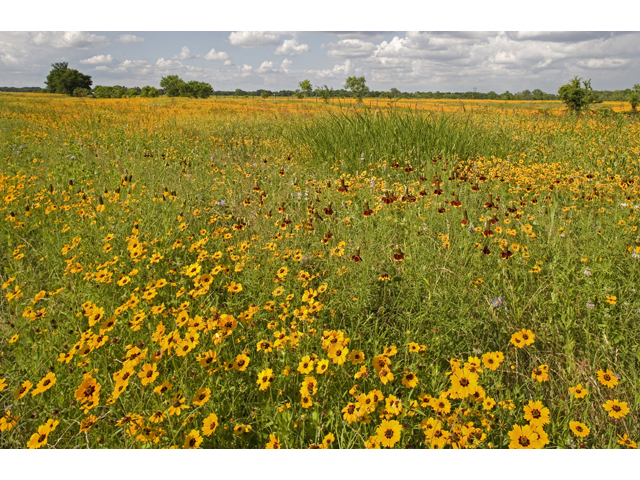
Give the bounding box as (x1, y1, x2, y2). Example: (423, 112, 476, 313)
(483, 397, 496, 410)
(301, 395, 314, 409)
(328, 343, 349, 365)
(167, 393, 189, 416)
(138, 363, 159, 386)
(27, 423, 53, 449)
(569, 421, 590, 438)
(300, 376, 318, 396)
(31, 372, 56, 396)
(617, 434, 637, 448)
(511, 328, 535, 348)
(342, 403, 360, 423)
(234, 353, 250, 371)
(192, 388, 211, 407)
(14, 380, 33, 399)
(0, 410, 18, 432)
(523, 400, 550, 428)
(183, 430, 203, 449)
(378, 366, 394, 385)
(348, 350, 365, 364)
(266, 434, 281, 449)
(603, 399, 629, 419)
(531, 365, 549, 383)
(226, 281, 243, 294)
(316, 359, 329, 374)
(376, 419, 402, 448)
(508, 424, 542, 449)
(449, 367, 479, 398)
(569, 383, 588, 399)
(256, 368, 274, 391)
(401, 372, 419, 388)
(297, 356, 315, 374)
(430, 395, 452, 415)
(79, 415, 98, 433)
(597, 369, 618, 388)
(154, 380, 172, 396)
(202, 413, 219, 436)
(322, 433, 335, 448)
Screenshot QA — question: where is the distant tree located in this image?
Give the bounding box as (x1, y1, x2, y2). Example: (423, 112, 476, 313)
(389, 87, 401, 99)
(298, 79, 313, 98)
(125, 88, 140, 97)
(628, 84, 640, 112)
(557, 76, 601, 112)
(260, 90, 272, 99)
(140, 86, 159, 98)
(344, 76, 369, 104)
(487, 91, 498, 100)
(294, 90, 304, 99)
(234, 88, 246, 97)
(501, 91, 513, 100)
(193, 81, 213, 99)
(160, 75, 185, 97)
(315, 85, 333, 103)
(72, 87, 91, 98)
(45, 62, 92, 96)
(532, 89, 545, 101)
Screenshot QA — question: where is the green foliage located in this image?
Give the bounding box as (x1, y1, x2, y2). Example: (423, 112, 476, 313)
(298, 79, 313, 98)
(45, 62, 92, 96)
(160, 75, 184, 97)
(344, 76, 369, 104)
(72, 87, 91, 98)
(125, 88, 140, 98)
(160, 76, 213, 98)
(92, 85, 127, 99)
(628, 84, 640, 112)
(140, 86, 159, 98)
(315, 85, 334, 103)
(558, 76, 601, 112)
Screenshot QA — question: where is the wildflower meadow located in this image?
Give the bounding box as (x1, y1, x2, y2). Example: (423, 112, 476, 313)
(1, 92, 639, 449)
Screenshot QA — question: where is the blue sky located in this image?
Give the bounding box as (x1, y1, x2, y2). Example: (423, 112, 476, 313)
(1, 3, 638, 93)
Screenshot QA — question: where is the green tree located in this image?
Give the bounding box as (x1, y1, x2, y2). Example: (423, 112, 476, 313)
(125, 88, 140, 97)
(344, 76, 369, 104)
(315, 85, 333, 103)
(558, 76, 601, 112)
(298, 79, 313, 98)
(45, 62, 92, 96)
(160, 75, 185, 97)
(628, 84, 640, 112)
(389, 87, 401, 99)
(140, 86, 159, 98)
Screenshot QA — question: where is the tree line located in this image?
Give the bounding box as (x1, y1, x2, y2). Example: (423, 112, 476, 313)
(2, 63, 639, 112)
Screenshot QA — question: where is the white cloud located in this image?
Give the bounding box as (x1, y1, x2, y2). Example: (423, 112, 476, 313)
(257, 60, 275, 73)
(228, 31, 281, 48)
(577, 58, 630, 69)
(224, 60, 233, 66)
(29, 31, 109, 49)
(325, 39, 376, 58)
(1, 53, 19, 66)
(275, 38, 309, 56)
(281, 58, 292, 73)
(240, 64, 252, 77)
(315, 59, 355, 78)
(156, 57, 182, 70)
(116, 34, 144, 43)
(204, 48, 230, 61)
(80, 54, 114, 65)
(172, 46, 195, 60)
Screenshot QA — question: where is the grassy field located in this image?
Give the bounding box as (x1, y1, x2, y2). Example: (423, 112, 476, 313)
(1, 92, 639, 449)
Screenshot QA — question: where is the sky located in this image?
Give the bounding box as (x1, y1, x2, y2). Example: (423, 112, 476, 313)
(1, 2, 638, 93)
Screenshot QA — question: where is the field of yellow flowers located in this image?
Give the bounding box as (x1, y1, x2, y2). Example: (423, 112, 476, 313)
(1, 92, 639, 449)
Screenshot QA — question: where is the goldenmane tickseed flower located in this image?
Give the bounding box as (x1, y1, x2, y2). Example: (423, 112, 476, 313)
(298, 356, 315, 374)
(508, 424, 542, 449)
(511, 328, 535, 348)
(257, 368, 274, 391)
(154, 380, 172, 396)
(266, 434, 281, 449)
(316, 359, 329, 374)
(531, 365, 549, 383)
(482, 351, 504, 370)
(79, 415, 98, 433)
(376, 419, 402, 448)
(183, 429, 203, 449)
(597, 369, 618, 388)
(401, 372, 419, 388)
(603, 399, 629, 419)
(234, 353, 250, 371)
(27, 420, 59, 449)
(617, 434, 637, 448)
(192, 388, 211, 407)
(31, 372, 56, 396)
(569, 383, 588, 399)
(15, 380, 33, 399)
(138, 363, 159, 386)
(523, 400, 550, 428)
(449, 367, 479, 398)
(605, 295, 617, 305)
(570, 421, 590, 437)
(202, 413, 219, 436)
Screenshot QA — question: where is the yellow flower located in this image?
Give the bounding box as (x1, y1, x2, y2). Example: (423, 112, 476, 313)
(603, 399, 629, 419)
(605, 295, 617, 305)
(376, 419, 402, 448)
(569, 383, 588, 398)
(596, 369, 618, 388)
(508, 424, 542, 449)
(569, 421, 590, 437)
